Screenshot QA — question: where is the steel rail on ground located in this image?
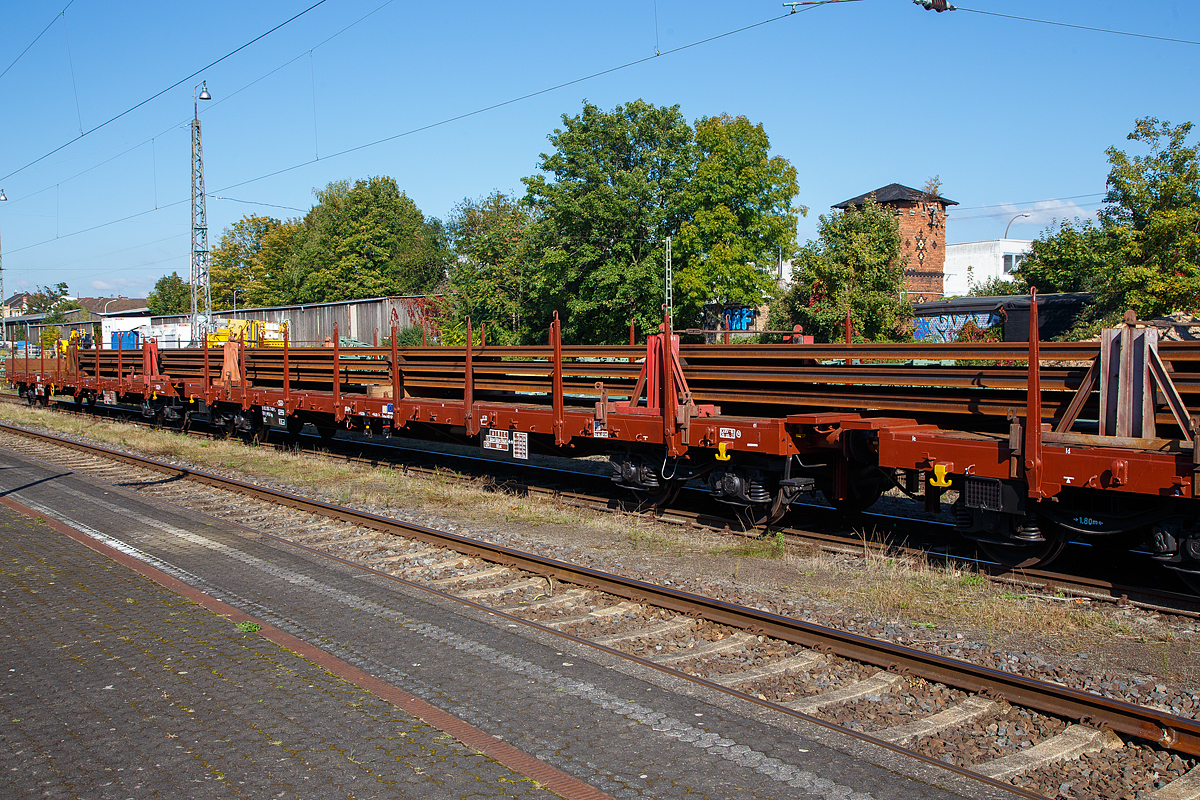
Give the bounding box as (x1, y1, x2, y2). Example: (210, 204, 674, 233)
(3, 419, 1197, 759)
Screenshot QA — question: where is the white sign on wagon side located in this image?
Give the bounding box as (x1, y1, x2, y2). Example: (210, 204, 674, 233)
(511, 431, 529, 460)
(481, 428, 529, 459)
(482, 428, 510, 452)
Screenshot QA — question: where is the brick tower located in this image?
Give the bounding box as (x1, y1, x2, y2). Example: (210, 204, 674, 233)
(833, 183, 957, 301)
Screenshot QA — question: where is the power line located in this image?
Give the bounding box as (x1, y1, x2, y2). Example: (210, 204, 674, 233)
(957, 7, 1200, 47)
(0, 0, 76, 82)
(1, 0, 397, 213)
(219, 4, 828, 194)
(209, 195, 307, 213)
(952, 192, 1104, 211)
(3, 2, 845, 260)
(0, 0, 331, 184)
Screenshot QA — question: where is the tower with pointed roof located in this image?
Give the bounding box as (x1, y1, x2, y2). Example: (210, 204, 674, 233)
(833, 183, 957, 301)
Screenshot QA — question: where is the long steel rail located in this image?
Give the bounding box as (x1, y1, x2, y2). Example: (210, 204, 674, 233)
(3, 419, 1197, 761)
(10, 390, 1200, 618)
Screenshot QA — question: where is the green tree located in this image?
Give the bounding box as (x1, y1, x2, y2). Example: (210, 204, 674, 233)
(1099, 117, 1200, 316)
(25, 283, 70, 313)
(292, 177, 449, 303)
(147, 272, 191, 316)
(1018, 118, 1200, 324)
(1018, 217, 1110, 295)
(674, 114, 802, 325)
(210, 214, 284, 309)
(522, 100, 697, 343)
(769, 197, 910, 342)
(444, 191, 532, 343)
(249, 219, 306, 306)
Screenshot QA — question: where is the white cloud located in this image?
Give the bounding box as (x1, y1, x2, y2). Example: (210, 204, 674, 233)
(952, 198, 1102, 229)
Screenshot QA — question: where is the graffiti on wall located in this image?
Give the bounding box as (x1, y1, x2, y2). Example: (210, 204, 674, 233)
(913, 312, 1001, 342)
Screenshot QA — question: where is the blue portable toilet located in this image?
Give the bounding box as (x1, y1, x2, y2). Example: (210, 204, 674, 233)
(111, 331, 139, 350)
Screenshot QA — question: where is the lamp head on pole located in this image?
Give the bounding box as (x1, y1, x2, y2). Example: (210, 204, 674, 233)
(0, 189, 7, 202)
(198, 82, 211, 101)
(1004, 212, 1031, 239)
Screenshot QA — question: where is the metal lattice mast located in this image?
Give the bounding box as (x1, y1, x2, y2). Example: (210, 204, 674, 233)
(190, 82, 212, 344)
(664, 236, 673, 324)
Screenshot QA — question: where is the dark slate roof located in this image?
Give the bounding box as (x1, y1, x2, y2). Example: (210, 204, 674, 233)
(833, 183, 958, 209)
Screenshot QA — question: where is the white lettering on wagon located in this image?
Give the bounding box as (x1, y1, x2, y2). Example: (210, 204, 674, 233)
(482, 428, 510, 452)
(719, 428, 741, 440)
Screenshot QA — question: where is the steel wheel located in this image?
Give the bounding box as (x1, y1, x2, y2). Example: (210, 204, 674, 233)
(977, 536, 1067, 569)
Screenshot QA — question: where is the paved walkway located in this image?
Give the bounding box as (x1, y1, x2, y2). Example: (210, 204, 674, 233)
(0, 503, 567, 799)
(0, 445, 1026, 799)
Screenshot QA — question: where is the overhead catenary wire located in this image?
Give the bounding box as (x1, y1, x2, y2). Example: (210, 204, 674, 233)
(0, 0, 331, 184)
(956, 6, 1200, 47)
(0, 0, 399, 213)
(3, 3, 837, 261)
(60, 7, 85, 135)
(0, 0, 76, 82)
(218, 4, 830, 194)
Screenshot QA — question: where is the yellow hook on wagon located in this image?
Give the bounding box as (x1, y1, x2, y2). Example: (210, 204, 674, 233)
(929, 463, 953, 488)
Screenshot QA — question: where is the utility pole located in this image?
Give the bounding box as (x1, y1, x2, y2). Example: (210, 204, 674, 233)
(190, 82, 212, 345)
(0, 188, 7, 347)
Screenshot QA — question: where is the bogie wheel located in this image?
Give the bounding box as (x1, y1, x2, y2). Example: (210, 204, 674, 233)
(736, 486, 796, 531)
(823, 481, 885, 516)
(241, 422, 267, 446)
(631, 479, 685, 512)
(1175, 570, 1200, 596)
(977, 536, 1067, 569)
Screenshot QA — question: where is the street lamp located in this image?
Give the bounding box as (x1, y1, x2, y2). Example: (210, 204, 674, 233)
(233, 289, 242, 313)
(190, 81, 213, 345)
(1004, 213, 1031, 239)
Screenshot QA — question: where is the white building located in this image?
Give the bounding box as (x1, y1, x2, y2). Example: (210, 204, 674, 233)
(943, 239, 1033, 297)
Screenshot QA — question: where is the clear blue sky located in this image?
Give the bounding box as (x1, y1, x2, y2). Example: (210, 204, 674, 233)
(0, 0, 1196, 299)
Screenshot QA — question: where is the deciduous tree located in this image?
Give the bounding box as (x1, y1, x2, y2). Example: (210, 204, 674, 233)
(769, 197, 909, 342)
(147, 273, 190, 316)
(293, 177, 449, 303)
(444, 191, 532, 343)
(522, 100, 696, 343)
(675, 114, 801, 325)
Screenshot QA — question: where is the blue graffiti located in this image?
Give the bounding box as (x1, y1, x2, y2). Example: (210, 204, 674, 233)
(913, 312, 1001, 342)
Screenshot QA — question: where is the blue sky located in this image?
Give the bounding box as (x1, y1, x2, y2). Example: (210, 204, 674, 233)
(0, 0, 1196, 299)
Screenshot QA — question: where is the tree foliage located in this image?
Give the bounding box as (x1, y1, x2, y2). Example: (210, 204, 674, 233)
(444, 191, 532, 344)
(769, 198, 910, 342)
(147, 273, 191, 316)
(210, 215, 286, 309)
(288, 177, 449, 303)
(522, 100, 696, 343)
(1018, 118, 1200, 323)
(1099, 118, 1200, 316)
(519, 101, 802, 343)
(673, 114, 801, 325)
(25, 283, 71, 314)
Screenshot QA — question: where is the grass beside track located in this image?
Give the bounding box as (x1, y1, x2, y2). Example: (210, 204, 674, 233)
(0, 401, 1191, 687)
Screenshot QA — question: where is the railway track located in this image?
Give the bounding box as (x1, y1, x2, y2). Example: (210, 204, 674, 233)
(7, 391, 1200, 622)
(2, 421, 1199, 798)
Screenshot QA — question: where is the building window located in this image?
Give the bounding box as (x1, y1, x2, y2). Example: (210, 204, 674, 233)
(1003, 253, 1024, 274)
